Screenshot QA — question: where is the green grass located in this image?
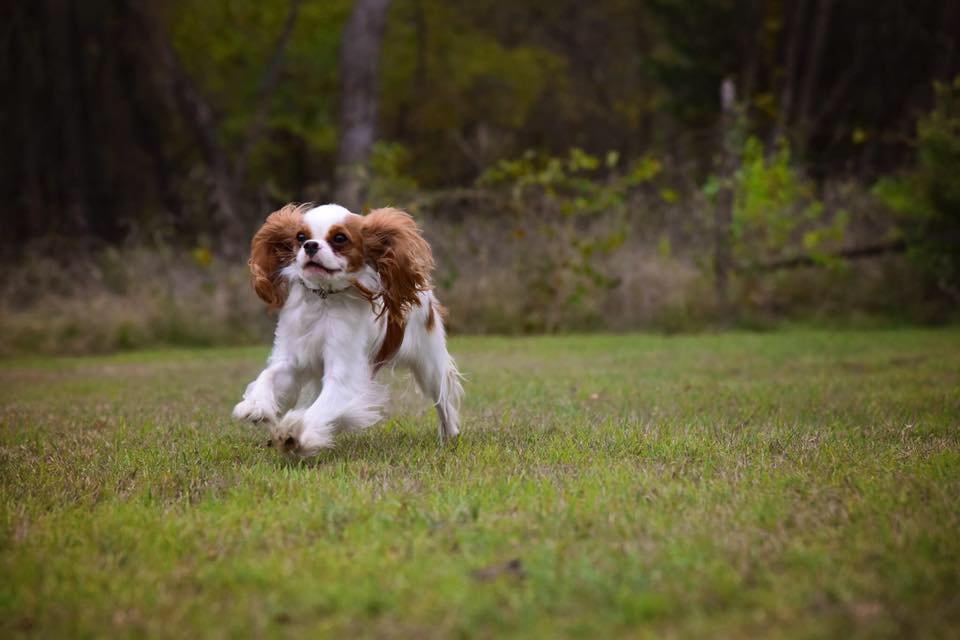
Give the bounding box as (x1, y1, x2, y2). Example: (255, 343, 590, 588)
(1, 330, 958, 638)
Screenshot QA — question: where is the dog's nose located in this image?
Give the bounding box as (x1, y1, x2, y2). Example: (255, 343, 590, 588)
(303, 240, 320, 256)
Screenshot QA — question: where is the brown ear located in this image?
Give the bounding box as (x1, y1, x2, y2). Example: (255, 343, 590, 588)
(361, 207, 434, 322)
(249, 203, 310, 309)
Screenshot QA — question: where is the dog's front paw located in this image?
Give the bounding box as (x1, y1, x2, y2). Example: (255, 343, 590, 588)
(232, 397, 277, 424)
(270, 411, 333, 458)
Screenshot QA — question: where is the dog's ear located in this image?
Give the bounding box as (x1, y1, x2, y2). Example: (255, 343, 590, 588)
(249, 203, 310, 309)
(361, 207, 433, 322)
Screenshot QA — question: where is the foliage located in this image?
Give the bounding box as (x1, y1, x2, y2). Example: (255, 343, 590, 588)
(706, 137, 848, 269)
(476, 148, 660, 330)
(381, 0, 566, 184)
(874, 78, 960, 300)
(169, 0, 353, 187)
(3, 331, 960, 636)
(157, 0, 960, 193)
(5, 0, 954, 251)
(366, 141, 420, 205)
(2, 0, 956, 331)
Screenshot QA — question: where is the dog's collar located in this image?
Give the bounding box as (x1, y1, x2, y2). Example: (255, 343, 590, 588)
(300, 279, 350, 300)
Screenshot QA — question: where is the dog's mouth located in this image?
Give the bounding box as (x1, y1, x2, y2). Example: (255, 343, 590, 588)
(303, 261, 341, 276)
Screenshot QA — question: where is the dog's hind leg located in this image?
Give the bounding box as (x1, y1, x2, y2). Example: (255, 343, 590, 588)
(408, 308, 463, 443)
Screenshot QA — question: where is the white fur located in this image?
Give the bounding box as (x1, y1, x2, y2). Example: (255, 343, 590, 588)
(232, 204, 463, 457)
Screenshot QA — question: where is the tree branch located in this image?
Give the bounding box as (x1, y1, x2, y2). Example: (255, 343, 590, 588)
(739, 240, 907, 272)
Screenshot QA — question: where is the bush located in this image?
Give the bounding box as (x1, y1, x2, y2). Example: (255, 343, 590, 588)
(874, 77, 960, 302)
(0, 245, 271, 355)
(475, 148, 641, 331)
(705, 136, 848, 270)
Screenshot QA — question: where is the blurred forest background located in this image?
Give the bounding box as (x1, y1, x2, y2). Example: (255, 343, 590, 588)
(2, 0, 959, 354)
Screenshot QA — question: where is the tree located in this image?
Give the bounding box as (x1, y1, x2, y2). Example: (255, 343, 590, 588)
(714, 78, 738, 318)
(875, 79, 960, 302)
(335, 0, 392, 210)
(130, 0, 303, 247)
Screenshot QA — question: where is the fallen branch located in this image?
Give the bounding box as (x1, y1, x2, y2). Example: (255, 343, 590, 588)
(740, 240, 907, 272)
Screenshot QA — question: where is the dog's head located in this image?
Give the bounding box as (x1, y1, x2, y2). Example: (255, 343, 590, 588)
(249, 203, 433, 318)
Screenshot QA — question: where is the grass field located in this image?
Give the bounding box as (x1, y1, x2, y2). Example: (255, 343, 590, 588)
(1, 330, 958, 638)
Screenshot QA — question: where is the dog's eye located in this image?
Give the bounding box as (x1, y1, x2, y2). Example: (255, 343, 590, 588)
(331, 233, 348, 245)
(296, 232, 307, 243)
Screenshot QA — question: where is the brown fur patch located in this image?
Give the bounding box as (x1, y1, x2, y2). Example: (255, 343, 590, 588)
(372, 317, 406, 373)
(353, 208, 433, 372)
(425, 303, 436, 331)
(361, 207, 434, 321)
(249, 203, 312, 309)
(326, 218, 366, 272)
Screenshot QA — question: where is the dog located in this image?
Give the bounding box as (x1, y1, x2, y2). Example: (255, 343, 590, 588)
(232, 203, 462, 457)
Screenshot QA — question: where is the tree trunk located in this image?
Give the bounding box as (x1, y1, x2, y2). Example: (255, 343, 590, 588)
(335, 0, 392, 211)
(48, 0, 90, 234)
(714, 78, 738, 320)
(795, 0, 833, 152)
(129, 2, 245, 244)
(775, 0, 807, 142)
(129, 0, 302, 249)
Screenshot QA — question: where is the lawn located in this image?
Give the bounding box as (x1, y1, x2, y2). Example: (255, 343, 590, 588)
(1, 330, 958, 638)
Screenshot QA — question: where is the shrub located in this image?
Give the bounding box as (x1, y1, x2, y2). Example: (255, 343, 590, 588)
(874, 77, 960, 302)
(705, 136, 848, 270)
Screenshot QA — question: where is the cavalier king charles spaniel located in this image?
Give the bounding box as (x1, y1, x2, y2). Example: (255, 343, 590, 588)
(232, 203, 462, 457)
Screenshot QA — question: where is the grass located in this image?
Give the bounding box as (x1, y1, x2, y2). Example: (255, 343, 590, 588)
(1, 329, 958, 638)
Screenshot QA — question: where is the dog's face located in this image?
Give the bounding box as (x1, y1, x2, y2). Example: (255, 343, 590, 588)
(294, 204, 365, 292)
(248, 203, 434, 319)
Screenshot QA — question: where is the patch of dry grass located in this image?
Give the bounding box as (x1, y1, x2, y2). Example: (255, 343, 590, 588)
(4, 195, 937, 356)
